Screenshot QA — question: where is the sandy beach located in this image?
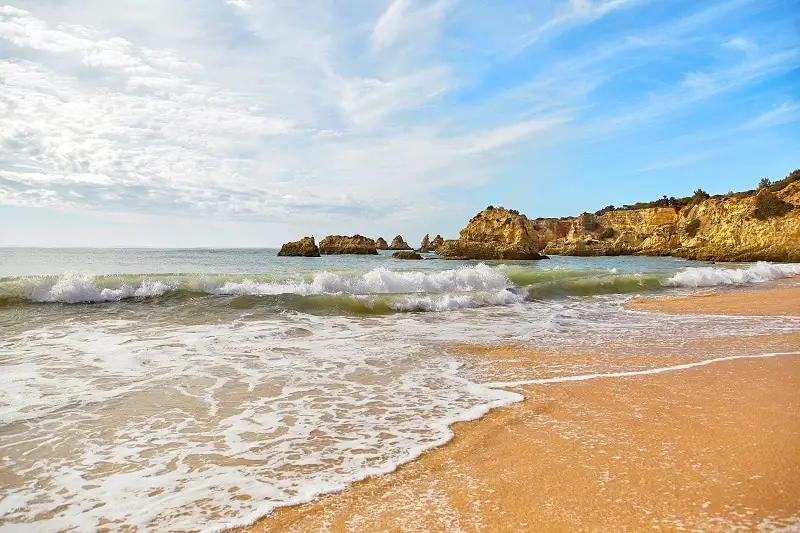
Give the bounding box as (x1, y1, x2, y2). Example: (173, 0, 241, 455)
(238, 284, 800, 533)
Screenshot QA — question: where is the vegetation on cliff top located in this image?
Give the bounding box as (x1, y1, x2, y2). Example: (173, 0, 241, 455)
(593, 169, 799, 216)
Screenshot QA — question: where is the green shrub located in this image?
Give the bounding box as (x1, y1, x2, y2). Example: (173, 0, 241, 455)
(600, 227, 616, 239)
(753, 191, 794, 220)
(767, 169, 800, 193)
(759, 177, 772, 189)
(685, 219, 701, 237)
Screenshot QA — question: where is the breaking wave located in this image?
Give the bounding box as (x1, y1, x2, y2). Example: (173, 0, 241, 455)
(665, 262, 800, 287)
(1, 261, 797, 312)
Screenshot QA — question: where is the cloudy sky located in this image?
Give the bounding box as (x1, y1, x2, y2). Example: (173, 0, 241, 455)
(1, 0, 798, 247)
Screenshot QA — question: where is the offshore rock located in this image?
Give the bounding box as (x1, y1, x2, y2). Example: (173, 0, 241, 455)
(438, 206, 543, 260)
(431, 234, 445, 251)
(278, 236, 320, 257)
(419, 234, 431, 252)
(319, 235, 378, 255)
(388, 235, 412, 250)
(375, 237, 389, 250)
(392, 251, 423, 260)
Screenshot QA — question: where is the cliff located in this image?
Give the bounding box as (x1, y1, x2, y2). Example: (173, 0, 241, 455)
(319, 235, 378, 255)
(438, 207, 543, 260)
(278, 236, 320, 257)
(539, 176, 800, 262)
(431, 235, 444, 251)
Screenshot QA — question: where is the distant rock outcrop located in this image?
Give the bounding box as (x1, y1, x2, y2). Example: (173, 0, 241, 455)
(431, 234, 444, 251)
(278, 236, 320, 257)
(319, 235, 378, 255)
(392, 251, 423, 260)
(419, 234, 431, 252)
(388, 235, 412, 250)
(375, 237, 389, 250)
(437, 207, 543, 260)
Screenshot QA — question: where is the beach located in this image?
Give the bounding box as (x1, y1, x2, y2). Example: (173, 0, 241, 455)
(241, 283, 800, 533)
(3, 250, 800, 532)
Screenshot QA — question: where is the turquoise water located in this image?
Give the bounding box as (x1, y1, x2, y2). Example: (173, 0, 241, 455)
(1, 248, 799, 532)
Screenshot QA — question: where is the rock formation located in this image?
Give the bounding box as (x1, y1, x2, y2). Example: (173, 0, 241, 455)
(388, 235, 412, 250)
(431, 235, 444, 251)
(536, 172, 800, 262)
(392, 251, 423, 260)
(419, 234, 431, 252)
(375, 237, 389, 250)
(319, 235, 378, 255)
(437, 206, 543, 260)
(277, 236, 320, 257)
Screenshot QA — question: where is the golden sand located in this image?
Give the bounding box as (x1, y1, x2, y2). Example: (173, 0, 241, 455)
(627, 285, 800, 316)
(236, 286, 800, 533)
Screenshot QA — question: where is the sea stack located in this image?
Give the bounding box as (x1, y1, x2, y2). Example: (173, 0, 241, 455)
(437, 206, 543, 260)
(375, 237, 389, 250)
(419, 234, 431, 252)
(431, 235, 444, 251)
(319, 235, 379, 255)
(388, 235, 412, 250)
(278, 236, 320, 257)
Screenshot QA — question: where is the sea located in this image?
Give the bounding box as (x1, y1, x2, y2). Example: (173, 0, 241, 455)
(1, 248, 799, 532)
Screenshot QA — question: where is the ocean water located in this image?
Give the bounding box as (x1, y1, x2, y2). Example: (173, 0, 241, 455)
(1, 248, 799, 532)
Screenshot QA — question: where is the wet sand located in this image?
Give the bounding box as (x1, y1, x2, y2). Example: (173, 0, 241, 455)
(237, 286, 800, 532)
(627, 285, 800, 316)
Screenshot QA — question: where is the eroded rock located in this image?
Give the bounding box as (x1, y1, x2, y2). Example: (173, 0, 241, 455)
(388, 235, 412, 250)
(437, 207, 543, 260)
(392, 251, 423, 260)
(319, 235, 378, 255)
(278, 236, 320, 257)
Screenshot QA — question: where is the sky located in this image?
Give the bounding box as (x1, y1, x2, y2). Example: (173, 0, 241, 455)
(0, 0, 798, 248)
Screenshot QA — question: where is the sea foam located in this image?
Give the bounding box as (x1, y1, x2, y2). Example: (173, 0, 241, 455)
(665, 261, 800, 288)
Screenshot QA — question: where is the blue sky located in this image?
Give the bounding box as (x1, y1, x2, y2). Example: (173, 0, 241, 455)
(0, 0, 798, 247)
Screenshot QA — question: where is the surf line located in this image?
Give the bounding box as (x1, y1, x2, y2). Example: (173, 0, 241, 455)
(485, 351, 800, 388)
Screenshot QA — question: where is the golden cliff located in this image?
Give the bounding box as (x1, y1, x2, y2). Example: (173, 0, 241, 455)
(540, 177, 800, 262)
(438, 207, 544, 260)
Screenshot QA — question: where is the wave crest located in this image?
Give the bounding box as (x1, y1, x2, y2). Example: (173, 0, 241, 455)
(665, 262, 800, 288)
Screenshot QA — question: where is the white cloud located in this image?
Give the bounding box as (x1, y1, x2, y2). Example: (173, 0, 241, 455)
(0, 2, 561, 229)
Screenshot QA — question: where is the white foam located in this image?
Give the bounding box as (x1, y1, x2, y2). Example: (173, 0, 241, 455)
(14, 264, 513, 304)
(208, 263, 511, 296)
(388, 289, 525, 312)
(486, 351, 800, 388)
(665, 261, 800, 288)
(29, 273, 178, 303)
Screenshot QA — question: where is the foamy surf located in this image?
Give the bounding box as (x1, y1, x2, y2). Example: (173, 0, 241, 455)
(1, 261, 799, 311)
(665, 261, 800, 288)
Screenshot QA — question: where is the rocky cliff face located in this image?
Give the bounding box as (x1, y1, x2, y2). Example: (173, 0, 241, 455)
(375, 237, 389, 250)
(278, 236, 320, 257)
(319, 235, 378, 255)
(431, 235, 444, 251)
(539, 180, 800, 261)
(388, 235, 412, 250)
(438, 207, 543, 260)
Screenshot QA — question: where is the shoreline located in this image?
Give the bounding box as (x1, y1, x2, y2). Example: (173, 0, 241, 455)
(232, 283, 800, 533)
